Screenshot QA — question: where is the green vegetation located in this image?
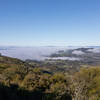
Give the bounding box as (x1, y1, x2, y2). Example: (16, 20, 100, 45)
(0, 55, 100, 100)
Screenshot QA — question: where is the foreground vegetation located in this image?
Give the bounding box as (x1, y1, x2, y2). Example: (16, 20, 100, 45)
(0, 55, 100, 100)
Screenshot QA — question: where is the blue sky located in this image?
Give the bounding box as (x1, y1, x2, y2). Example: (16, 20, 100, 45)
(0, 0, 100, 46)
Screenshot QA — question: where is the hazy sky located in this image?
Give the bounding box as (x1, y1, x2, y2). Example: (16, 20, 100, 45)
(0, 0, 100, 46)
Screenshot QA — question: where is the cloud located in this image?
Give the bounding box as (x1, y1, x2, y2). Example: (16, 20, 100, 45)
(72, 50, 85, 55)
(0, 46, 67, 60)
(88, 48, 100, 53)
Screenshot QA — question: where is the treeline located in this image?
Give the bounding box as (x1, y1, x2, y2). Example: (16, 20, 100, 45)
(0, 66, 100, 100)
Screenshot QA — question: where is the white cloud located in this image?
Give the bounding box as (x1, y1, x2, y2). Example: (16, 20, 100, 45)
(72, 50, 85, 55)
(88, 48, 100, 53)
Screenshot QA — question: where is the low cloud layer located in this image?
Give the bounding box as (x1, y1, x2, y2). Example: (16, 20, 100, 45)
(88, 48, 100, 53)
(72, 50, 85, 55)
(0, 46, 67, 60)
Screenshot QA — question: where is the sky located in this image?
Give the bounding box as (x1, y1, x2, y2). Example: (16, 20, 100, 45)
(0, 0, 100, 46)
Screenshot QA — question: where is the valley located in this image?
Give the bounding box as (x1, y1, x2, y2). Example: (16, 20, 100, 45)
(0, 46, 100, 100)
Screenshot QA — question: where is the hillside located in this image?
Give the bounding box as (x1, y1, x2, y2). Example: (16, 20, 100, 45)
(0, 55, 100, 100)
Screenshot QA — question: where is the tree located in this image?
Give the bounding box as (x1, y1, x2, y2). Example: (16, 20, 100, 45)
(73, 67, 100, 100)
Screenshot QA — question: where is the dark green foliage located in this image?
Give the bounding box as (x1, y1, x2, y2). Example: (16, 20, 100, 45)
(0, 83, 43, 100)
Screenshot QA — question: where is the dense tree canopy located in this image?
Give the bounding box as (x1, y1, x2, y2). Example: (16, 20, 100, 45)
(0, 55, 100, 100)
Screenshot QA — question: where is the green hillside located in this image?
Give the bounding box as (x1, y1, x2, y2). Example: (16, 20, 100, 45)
(0, 55, 100, 100)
